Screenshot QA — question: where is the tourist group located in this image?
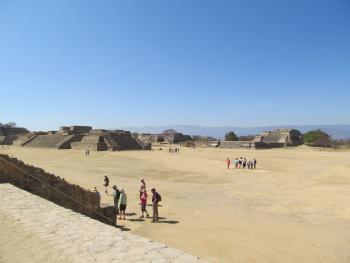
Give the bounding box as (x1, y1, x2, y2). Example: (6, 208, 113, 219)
(93, 176, 161, 223)
(169, 147, 180, 153)
(226, 157, 257, 170)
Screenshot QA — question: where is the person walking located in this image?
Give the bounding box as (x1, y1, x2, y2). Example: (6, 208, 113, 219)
(139, 189, 150, 218)
(151, 188, 161, 222)
(119, 189, 127, 220)
(226, 158, 231, 169)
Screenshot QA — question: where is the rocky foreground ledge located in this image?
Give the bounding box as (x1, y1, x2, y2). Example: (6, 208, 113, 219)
(0, 184, 208, 263)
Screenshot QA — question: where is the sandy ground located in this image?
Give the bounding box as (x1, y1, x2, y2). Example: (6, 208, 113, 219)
(0, 184, 205, 263)
(1, 145, 350, 262)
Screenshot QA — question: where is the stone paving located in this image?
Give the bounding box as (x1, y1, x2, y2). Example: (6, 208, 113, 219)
(0, 184, 208, 263)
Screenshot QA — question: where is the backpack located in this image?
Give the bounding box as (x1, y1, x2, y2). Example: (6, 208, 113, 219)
(156, 192, 162, 202)
(115, 190, 121, 200)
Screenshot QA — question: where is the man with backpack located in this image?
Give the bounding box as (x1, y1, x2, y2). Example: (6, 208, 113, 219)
(151, 188, 161, 222)
(109, 185, 121, 215)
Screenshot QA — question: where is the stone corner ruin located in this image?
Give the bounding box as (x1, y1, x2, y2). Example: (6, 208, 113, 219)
(137, 129, 192, 144)
(216, 128, 303, 149)
(0, 154, 116, 226)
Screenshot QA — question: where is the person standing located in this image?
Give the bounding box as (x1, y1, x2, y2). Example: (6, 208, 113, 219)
(254, 158, 257, 169)
(103, 175, 109, 194)
(140, 189, 150, 218)
(119, 189, 127, 220)
(151, 188, 161, 222)
(92, 187, 101, 209)
(109, 185, 120, 215)
(226, 158, 231, 169)
(140, 178, 146, 196)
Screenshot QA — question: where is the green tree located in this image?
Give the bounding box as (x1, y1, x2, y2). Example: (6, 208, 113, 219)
(225, 131, 239, 141)
(184, 140, 195, 147)
(303, 129, 331, 147)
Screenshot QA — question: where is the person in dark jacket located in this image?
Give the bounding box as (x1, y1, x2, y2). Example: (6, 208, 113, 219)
(103, 175, 110, 193)
(151, 188, 161, 222)
(108, 185, 120, 214)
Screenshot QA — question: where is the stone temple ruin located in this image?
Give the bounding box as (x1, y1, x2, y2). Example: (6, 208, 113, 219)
(71, 129, 150, 151)
(138, 129, 192, 144)
(254, 128, 303, 147)
(1, 125, 150, 151)
(0, 124, 29, 145)
(217, 128, 303, 149)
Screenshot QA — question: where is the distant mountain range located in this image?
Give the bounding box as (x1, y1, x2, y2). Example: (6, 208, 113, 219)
(120, 124, 350, 140)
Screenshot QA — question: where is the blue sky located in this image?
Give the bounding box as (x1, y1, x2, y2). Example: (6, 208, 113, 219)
(1, 0, 349, 131)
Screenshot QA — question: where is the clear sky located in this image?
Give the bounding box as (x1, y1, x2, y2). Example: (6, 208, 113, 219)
(1, 0, 349, 131)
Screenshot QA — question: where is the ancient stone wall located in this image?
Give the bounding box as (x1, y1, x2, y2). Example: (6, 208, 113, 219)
(24, 134, 84, 149)
(104, 131, 145, 151)
(150, 132, 192, 144)
(71, 135, 108, 151)
(218, 141, 256, 149)
(138, 133, 153, 144)
(0, 135, 18, 145)
(12, 133, 39, 146)
(254, 128, 302, 146)
(216, 141, 286, 149)
(0, 154, 116, 226)
(58, 126, 92, 135)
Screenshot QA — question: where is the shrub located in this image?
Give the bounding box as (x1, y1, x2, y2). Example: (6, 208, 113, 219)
(225, 131, 238, 141)
(303, 130, 331, 147)
(184, 140, 195, 147)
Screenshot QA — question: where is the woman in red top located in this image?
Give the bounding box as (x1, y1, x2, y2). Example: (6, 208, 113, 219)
(140, 190, 149, 218)
(226, 158, 231, 169)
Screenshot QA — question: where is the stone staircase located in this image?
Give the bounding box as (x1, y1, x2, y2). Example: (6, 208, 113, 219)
(0, 135, 18, 145)
(114, 136, 143, 150)
(24, 134, 84, 149)
(13, 134, 38, 146)
(104, 134, 144, 151)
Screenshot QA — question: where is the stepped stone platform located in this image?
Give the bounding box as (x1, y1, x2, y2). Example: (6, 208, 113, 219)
(72, 130, 147, 151)
(2, 125, 149, 151)
(0, 184, 207, 263)
(25, 134, 83, 149)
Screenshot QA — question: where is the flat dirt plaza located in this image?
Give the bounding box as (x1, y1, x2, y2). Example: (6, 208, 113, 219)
(1, 146, 350, 263)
